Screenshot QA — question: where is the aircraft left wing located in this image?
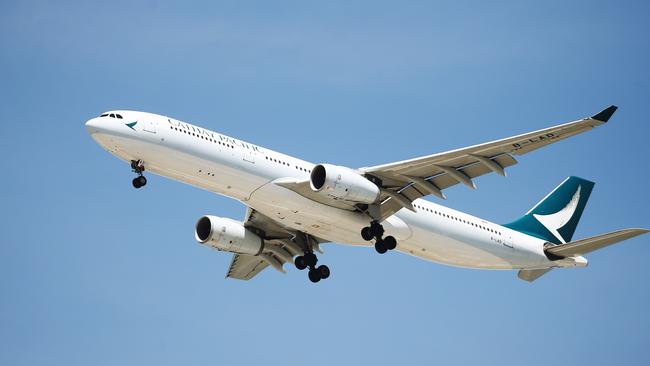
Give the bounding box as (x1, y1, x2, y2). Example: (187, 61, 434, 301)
(360, 106, 617, 221)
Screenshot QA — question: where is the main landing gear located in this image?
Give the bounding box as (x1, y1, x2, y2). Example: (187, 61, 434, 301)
(294, 251, 330, 283)
(361, 220, 397, 254)
(131, 160, 147, 189)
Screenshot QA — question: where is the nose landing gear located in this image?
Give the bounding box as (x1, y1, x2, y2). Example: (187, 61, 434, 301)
(361, 220, 397, 254)
(131, 160, 147, 189)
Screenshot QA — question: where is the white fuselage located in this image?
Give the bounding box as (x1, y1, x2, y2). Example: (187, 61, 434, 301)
(86, 111, 580, 271)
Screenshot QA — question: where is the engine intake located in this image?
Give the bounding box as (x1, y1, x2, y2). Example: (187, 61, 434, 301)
(195, 215, 263, 255)
(309, 164, 380, 204)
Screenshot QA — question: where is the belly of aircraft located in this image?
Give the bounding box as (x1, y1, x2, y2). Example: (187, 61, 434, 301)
(248, 182, 522, 270)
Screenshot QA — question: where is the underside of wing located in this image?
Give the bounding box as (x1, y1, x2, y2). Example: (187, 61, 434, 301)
(361, 106, 617, 220)
(226, 254, 269, 280)
(273, 177, 358, 211)
(225, 207, 326, 280)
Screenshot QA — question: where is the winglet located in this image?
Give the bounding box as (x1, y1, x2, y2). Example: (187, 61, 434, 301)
(591, 105, 618, 122)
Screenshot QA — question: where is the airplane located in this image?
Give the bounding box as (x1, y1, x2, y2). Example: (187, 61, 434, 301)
(85, 106, 648, 283)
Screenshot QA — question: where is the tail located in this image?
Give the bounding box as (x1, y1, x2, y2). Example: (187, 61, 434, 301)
(504, 176, 595, 244)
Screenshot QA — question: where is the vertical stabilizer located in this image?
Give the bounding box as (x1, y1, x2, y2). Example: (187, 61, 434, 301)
(504, 177, 595, 244)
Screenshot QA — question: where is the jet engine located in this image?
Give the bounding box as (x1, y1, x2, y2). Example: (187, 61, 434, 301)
(310, 164, 380, 204)
(195, 215, 263, 255)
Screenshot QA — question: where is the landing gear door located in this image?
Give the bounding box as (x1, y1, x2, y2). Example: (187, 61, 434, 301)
(143, 120, 157, 134)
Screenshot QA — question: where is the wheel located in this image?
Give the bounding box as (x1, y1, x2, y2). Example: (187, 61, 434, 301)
(317, 265, 330, 280)
(361, 227, 374, 241)
(369, 222, 384, 238)
(375, 240, 388, 254)
(308, 269, 321, 283)
(138, 176, 147, 187)
(295, 256, 307, 270)
(384, 236, 397, 250)
(132, 177, 142, 188)
(304, 253, 318, 267)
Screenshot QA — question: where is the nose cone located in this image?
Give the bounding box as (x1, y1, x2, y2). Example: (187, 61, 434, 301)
(85, 117, 115, 136)
(85, 117, 101, 134)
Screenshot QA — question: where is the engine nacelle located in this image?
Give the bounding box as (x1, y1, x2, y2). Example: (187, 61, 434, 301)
(310, 164, 380, 204)
(195, 215, 263, 255)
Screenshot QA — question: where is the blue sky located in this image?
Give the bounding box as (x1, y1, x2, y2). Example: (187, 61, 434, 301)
(1, 1, 649, 365)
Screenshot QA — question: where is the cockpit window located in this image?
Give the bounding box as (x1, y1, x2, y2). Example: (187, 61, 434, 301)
(99, 112, 124, 119)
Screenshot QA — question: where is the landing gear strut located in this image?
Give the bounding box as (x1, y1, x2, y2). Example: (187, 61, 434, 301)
(361, 220, 397, 254)
(294, 237, 330, 283)
(131, 160, 147, 189)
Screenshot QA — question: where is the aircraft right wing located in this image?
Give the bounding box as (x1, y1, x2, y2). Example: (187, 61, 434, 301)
(226, 253, 269, 280)
(225, 207, 325, 280)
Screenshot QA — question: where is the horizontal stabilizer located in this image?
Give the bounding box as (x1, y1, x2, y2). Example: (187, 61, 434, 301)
(546, 228, 649, 257)
(518, 268, 553, 282)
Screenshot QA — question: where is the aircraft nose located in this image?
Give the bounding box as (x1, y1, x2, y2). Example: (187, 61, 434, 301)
(85, 117, 103, 134)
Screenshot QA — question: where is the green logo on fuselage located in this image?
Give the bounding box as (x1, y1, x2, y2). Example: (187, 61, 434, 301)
(125, 121, 138, 130)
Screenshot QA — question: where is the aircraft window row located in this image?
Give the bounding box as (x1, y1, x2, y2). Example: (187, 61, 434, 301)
(262, 156, 312, 172)
(264, 156, 289, 167)
(100, 113, 123, 119)
(414, 204, 502, 236)
(170, 125, 233, 148)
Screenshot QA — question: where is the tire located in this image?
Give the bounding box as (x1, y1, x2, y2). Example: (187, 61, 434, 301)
(370, 222, 384, 238)
(132, 177, 142, 188)
(138, 176, 147, 187)
(317, 265, 330, 280)
(375, 240, 388, 254)
(308, 269, 321, 283)
(384, 236, 397, 250)
(361, 227, 374, 241)
(295, 256, 307, 270)
(304, 253, 318, 267)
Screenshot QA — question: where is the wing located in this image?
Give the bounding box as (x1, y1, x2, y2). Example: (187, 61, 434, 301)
(361, 106, 617, 221)
(225, 207, 324, 280)
(226, 254, 269, 280)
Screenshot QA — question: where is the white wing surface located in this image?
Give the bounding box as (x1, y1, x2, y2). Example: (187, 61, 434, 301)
(361, 106, 617, 220)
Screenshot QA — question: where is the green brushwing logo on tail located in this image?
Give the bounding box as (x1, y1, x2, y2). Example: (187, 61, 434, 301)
(125, 121, 138, 130)
(504, 176, 595, 244)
